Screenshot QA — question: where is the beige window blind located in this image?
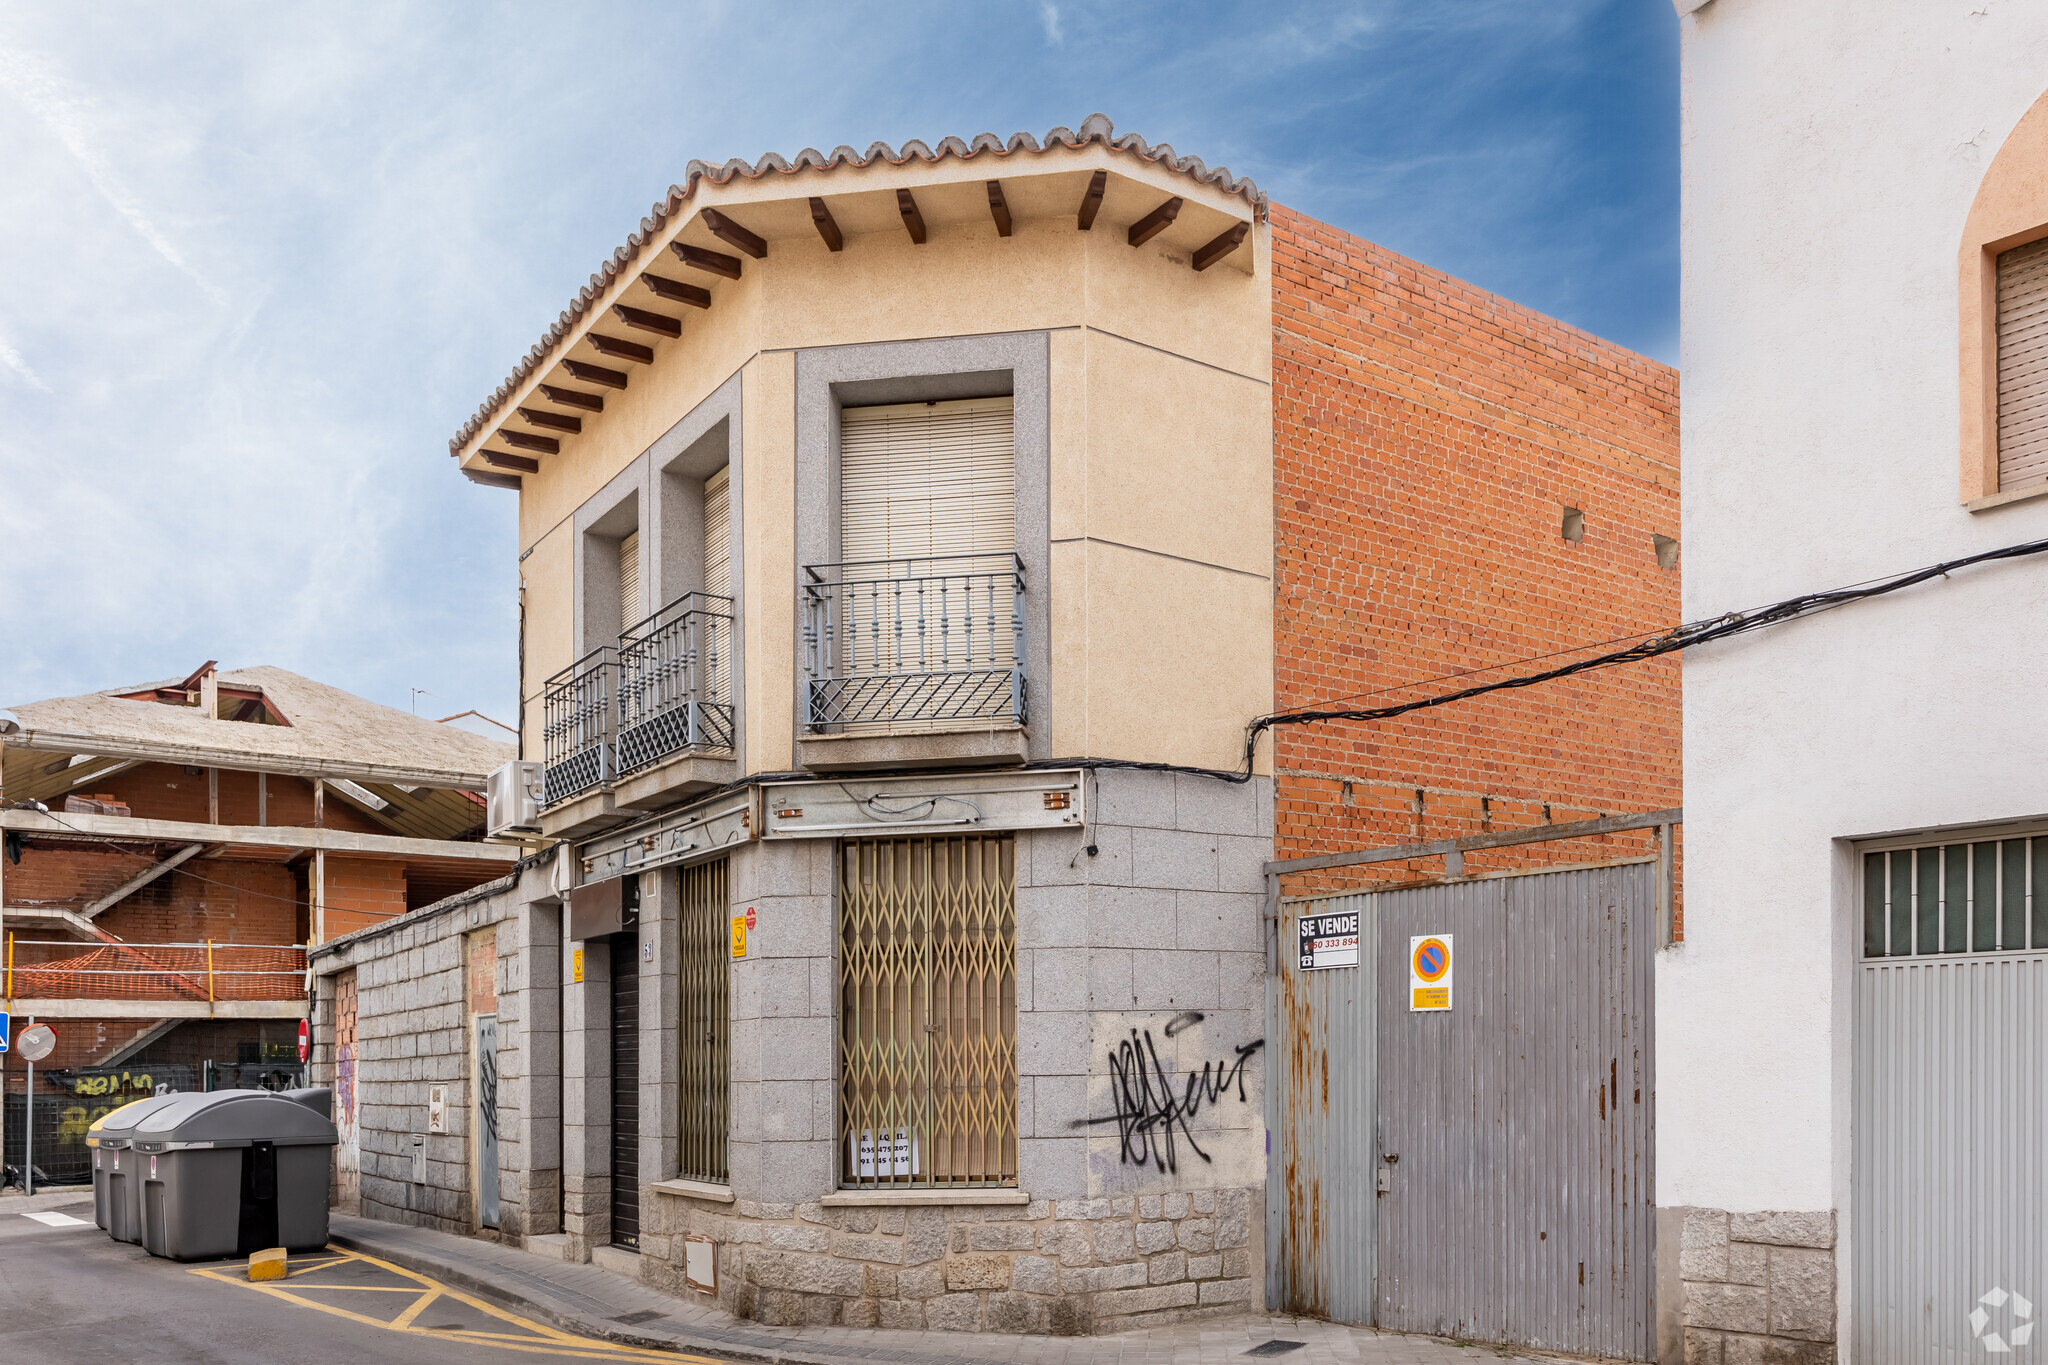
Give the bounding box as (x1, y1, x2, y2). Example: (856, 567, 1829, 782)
(1997, 236, 2048, 490)
(840, 398, 1015, 565)
(619, 530, 640, 635)
(703, 467, 732, 602)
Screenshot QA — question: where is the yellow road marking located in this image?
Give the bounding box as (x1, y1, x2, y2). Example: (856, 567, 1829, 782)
(389, 1286, 442, 1330)
(185, 1245, 724, 1362)
(280, 1284, 431, 1292)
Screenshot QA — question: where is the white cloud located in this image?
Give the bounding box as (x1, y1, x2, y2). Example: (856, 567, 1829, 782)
(0, 42, 224, 307)
(0, 329, 47, 391)
(1039, 2, 1064, 45)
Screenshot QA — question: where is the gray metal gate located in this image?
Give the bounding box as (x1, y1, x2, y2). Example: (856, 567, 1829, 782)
(1271, 891, 1379, 1323)
(1271, 861, 1656, 1360)
(1854, 838, 2048, 1365)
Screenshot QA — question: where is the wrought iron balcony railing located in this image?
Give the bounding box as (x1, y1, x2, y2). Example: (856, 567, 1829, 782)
(618, 592, 735, 776)
(802, 552, 1026, 732)
(541, 646, 615, 806)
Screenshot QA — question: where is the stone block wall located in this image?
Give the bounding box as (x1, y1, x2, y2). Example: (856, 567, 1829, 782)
(640, 1188, 1259, 1334)
(311, 865, 560, 1243)
(1677, 1209, 1837, 1365)
(553, 766, 1273, 1334)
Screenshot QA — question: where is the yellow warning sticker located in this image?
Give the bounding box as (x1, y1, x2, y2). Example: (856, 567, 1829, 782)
(571, 948, 584, 984)
(731, 915, 748, 959)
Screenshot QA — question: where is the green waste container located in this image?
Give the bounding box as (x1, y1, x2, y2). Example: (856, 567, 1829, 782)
(131, 1090, 339, 1261)
(86, 1094, 183, 1242)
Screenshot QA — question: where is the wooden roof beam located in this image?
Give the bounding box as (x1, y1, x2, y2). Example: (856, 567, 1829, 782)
(1128, 197, 1183, 248)
(641, 274, 711, 309)
(896, 189, 927, 245)
(671, 241, 742, 280)
(1193, 223, 1250, 272)
(585, 333, 655, 365)
(987, 181, 1012, 238)
(517, 406, 582, 434)
(482, 450, 541, 473)
(498, 430, 559, 454)
(538, 384, 603, 412)
(463, 467, 520, 491)
(561, 359, 628, 390)
(809, 197, 843, 252)
(611, 303, 681, 338)
(701, 208, 767, 259)
(1077, 170, 1106, 231)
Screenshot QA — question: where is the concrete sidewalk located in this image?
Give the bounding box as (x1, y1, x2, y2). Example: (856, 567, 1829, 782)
(329, 1214, 1526, 1365)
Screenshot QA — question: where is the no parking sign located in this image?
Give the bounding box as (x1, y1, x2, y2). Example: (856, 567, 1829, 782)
(1409, 934, 1454, 1012)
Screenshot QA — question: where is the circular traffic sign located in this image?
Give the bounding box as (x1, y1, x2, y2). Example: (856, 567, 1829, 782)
(16, 1023, 56, 1063)
(745, 906, 756, 930)
(298, 1019, 311, 1063)
(1412, 937, 1451, 984)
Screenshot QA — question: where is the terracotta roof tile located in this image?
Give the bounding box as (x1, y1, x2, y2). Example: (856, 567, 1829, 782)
(449, 114, 1264, 456)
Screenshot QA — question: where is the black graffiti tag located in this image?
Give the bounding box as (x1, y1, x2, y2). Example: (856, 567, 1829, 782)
(1072, 1025, 1265, 1173)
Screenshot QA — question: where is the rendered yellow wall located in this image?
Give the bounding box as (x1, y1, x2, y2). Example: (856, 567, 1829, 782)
(501, 151, 1272, 777)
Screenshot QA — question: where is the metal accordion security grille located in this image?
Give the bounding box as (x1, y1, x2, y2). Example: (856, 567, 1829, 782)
(837, 835, 1018, 1188)
(677, 857, 731, 1184)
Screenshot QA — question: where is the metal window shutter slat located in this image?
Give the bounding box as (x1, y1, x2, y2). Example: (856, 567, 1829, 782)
(841, 398, 1015, 564)
(619, 530, 640, 635)
(1996, 238, 2048, 490)
(703, 467, 732, 602)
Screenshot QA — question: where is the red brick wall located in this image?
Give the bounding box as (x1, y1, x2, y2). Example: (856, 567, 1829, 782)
(1270, 205, 1681, 899)
(86, 763, 390, 834)
(322, 856, 407, 939)
(4, 847, 298, 951)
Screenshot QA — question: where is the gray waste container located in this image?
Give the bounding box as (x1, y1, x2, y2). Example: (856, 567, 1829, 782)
(130, 1089, 339, 1261)
(85, 1094, 184, 1241)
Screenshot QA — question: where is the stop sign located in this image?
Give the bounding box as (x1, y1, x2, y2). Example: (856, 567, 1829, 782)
(297, 1019, 310, 1063)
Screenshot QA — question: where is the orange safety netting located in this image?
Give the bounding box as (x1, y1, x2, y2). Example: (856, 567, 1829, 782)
(7, 944, 306, 1002)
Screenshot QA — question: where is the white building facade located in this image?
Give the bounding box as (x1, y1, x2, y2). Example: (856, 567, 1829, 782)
(1669, 4, 2048, 1364)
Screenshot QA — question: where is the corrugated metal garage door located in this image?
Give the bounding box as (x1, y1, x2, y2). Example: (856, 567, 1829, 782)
(1271, 862, 1656, 1360)
(1854, 838, 2048, 1365)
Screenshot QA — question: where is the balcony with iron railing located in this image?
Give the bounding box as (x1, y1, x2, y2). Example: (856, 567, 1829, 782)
(801, 553, 1026, 738)
(618, 592, 734, 775)
(540, 594, 737, 819)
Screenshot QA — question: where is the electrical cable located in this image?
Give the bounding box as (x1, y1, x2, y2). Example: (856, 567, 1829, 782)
(1223, 533, 2048, 785)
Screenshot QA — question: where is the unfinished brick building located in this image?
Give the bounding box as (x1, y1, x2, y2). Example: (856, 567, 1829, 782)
(0, 663, 519, 1186)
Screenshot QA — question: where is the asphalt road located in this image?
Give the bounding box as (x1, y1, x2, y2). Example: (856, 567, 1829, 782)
(0, 1193, 718, 1365)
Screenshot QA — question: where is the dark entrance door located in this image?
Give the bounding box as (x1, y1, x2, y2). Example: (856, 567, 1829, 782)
(610, 876, 641, 1249)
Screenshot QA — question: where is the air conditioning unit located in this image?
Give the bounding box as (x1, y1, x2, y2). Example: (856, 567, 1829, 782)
(486, 760, 542, 838)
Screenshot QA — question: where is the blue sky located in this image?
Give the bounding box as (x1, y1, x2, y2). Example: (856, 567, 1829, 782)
(0, 1, 1677, 731)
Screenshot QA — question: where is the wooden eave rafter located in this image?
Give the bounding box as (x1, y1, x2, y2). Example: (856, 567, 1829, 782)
(483, 450, 540, 473)
(987, 181, 1012, 237)
(897, 189, 928, 245)
(641, 275, 712, 309)
(585, 333, 655, 365)
(1077, 170, 1107, 230)
(561, 359, 629, 389)
(498, 430, 559, 454)
(518, 406, 582, 434)
(701, 208, 767, 259)
(809, 197, 843, 252)
(612, 303, 682, 338)
(1193, 222, 1250, 271)
(1128, 197, 1183, 247)
(538, 384, 604, 412)
(671, 241, 742, 279)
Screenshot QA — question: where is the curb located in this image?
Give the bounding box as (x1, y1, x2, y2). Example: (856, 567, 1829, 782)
(328, 1227, 980, 1365)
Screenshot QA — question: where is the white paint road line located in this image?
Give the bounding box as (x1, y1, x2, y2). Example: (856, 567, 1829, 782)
(22, 1210, 92, 1227)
